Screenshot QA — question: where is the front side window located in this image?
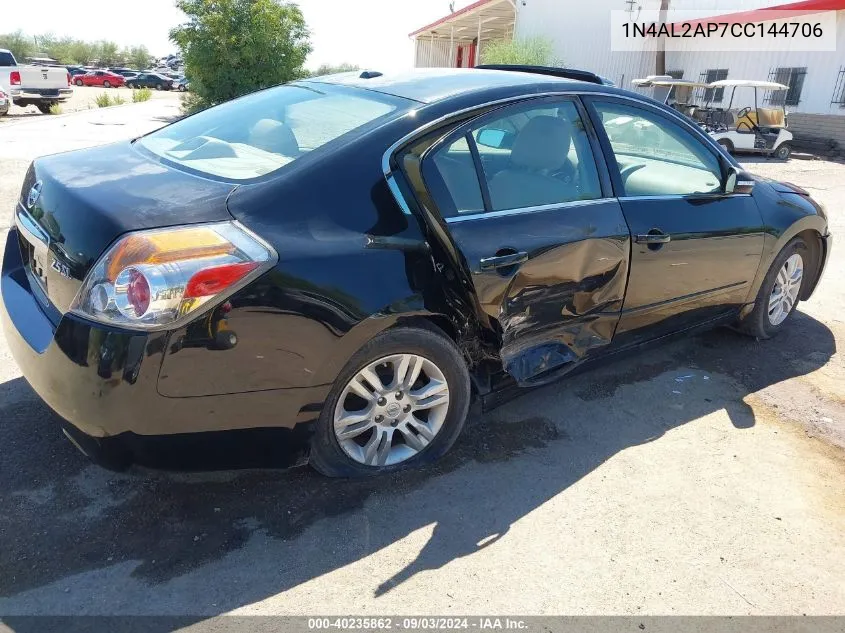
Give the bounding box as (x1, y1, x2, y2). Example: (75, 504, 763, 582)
(593, 101, 722, 197)
(138, 83, 406, 181)
(429, 100, 602, 216)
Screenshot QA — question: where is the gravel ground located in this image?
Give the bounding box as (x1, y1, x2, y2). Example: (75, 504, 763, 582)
(0, 106, 843, 617)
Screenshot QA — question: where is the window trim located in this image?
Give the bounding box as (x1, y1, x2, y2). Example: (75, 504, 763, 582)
(581, 95, 729, 200)
(418, 94, 613, 220)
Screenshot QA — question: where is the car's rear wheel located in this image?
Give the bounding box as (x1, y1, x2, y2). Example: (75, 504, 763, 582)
(75, 79, 83, 86)
(309, 326, 471, 477)
(155, 84, 163, 90)
(739, 237, 807, 338)
(103, 80, 111, 88)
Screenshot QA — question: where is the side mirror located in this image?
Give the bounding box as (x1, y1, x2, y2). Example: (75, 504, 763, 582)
(476, 128, 513, 150)
(724, 166, 738, 194)
(723, 165, 754, 195)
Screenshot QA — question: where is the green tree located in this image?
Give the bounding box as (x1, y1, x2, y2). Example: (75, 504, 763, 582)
(309, 62, 359, 77)
(0, 30, 35, 61)
(96, 40, 121, 66)
(171, 0, 311, 111)
(126, 45, 153, 70)
(479, 36, 560, 66)
(69, 40, 97, 65)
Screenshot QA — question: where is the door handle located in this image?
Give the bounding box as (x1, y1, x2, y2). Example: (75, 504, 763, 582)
(479, 251, 528, 271)
(635, 232, 671, 244)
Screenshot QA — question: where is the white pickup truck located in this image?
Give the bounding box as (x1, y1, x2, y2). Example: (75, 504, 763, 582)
(0, 49, 73, 115)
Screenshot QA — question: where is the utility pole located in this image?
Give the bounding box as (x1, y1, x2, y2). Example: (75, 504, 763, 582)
(656, 0, 670, 75)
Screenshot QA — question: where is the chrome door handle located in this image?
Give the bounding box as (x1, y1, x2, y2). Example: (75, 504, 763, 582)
(635, 233, 671, 244)
(479, 251, 528, 271)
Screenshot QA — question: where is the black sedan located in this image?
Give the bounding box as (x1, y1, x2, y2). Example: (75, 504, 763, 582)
(125, 72, 174, 90)
(1, 68, 831, 477)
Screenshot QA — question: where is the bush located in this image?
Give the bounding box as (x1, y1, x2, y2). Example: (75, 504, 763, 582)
(112, 94, 125, 106)
(480, 37, 560, 66)
(93, 93, 112, 108)
(132, 88, 152, 103)
(48, 103, 63, 115)
(171, 0, 311, 112)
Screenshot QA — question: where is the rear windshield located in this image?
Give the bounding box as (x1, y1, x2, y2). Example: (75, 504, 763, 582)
(138, 83, 407, 181)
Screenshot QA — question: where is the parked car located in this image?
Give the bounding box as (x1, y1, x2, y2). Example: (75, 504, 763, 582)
(1, 68, 831, 476)
(0, 87, 9, 116)
(67, 66, 87, 78)
(173, 76, 189, 92)
(125, 72, 174, 90)
(0, 48, 73, 113)
(108, 68, 139, 77)
(74, 70, 125, 88)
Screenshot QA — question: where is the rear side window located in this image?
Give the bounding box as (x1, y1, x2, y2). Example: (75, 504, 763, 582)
(138, 83, 407, 181)
(429, 99, 602, 217)
(0, 51, 16, 66)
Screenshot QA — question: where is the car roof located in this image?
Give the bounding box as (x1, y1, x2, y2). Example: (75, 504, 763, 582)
(303, 67, 623, 105)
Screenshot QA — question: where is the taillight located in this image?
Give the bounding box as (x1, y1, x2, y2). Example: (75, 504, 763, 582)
(10, 71, 21, 86)
(70, 222, 276, 330)
(67, 72, 72, 86)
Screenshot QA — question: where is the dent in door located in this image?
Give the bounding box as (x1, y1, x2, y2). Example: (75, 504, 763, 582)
(498, 237, 629, 383)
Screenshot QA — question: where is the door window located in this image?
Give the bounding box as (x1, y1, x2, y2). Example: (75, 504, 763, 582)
(592, 102, 723, 197)
(429, 100, 602, 217)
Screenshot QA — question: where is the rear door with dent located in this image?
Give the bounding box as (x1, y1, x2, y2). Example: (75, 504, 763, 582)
(402, 95, 632, 386)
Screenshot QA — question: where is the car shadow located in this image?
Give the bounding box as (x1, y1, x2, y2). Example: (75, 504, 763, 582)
(0, 311, 836, 618)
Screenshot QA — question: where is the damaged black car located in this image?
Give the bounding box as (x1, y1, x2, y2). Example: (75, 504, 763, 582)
(1, 67, 831, 476)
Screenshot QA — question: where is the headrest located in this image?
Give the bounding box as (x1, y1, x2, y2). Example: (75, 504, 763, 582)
(249, 119, 299, 156)
(511, 115, 572, 171)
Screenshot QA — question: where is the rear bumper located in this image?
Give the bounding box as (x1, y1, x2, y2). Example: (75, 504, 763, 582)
(1, 229, 324, 466)
(10, 88, 73, 102)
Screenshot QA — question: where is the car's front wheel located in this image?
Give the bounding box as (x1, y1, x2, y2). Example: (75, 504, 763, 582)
(309, 326, 471, 477)
(739, 237, 807, 338)
(103, 80, 111, 88)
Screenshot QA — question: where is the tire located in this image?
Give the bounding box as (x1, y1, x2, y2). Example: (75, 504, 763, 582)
(36, 102, 52, 114)
(126, 83, 135, 89)
(75, 79, 83, 86)
(775, 143, 792, 160)
(309, 326, 472, 478)
(103, 80, 111, 88)
(155, 84, 162, 90)
(739, 237, 808, 339)
(717, 138, 734, 153)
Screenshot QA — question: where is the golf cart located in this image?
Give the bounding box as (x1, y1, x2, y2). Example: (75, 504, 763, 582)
(632, 77, 794, 160)
(703, 79, 793, 160)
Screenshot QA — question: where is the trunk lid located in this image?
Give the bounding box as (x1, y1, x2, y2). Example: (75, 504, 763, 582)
(16, 142, 236, 313)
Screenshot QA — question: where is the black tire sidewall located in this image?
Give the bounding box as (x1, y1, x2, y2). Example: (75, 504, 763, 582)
(744, 237, 807, 338)
(776, 144, 791, 160)
(309, 326, 471, 478)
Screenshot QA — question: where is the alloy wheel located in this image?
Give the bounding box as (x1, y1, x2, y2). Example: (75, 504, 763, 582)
(768, 253, 803, 326)
(333, 353, 450, 467)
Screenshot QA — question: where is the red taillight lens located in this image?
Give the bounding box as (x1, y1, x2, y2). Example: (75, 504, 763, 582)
(184, 262, 259, 298)
(10, 71, 21, 86)
(71, 222, 276, 330)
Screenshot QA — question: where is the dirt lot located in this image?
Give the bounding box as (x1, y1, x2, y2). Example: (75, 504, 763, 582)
(0, 105, 843, 617)
(0, 85, 180, 123)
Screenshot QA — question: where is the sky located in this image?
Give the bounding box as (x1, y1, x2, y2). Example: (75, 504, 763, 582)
(2, 0, 464, 71)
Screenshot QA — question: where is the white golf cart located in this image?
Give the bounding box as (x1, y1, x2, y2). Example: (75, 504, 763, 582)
(705, 79, 793, 160)
(632, 76, 794, 160)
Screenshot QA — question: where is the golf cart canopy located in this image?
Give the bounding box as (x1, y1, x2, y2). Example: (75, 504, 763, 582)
(707, 79, 789, 91)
